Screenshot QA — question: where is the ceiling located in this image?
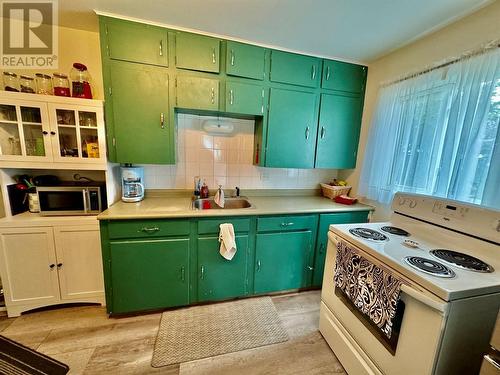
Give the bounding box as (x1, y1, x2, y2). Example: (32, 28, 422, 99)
(59, 0, 493, 63)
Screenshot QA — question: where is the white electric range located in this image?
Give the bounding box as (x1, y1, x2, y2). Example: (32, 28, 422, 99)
(320, 192, 500, 375)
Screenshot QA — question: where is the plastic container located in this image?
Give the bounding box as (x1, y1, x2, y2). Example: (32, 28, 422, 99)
(53, 73, 71, 97)
(35, 73, 53, 95)
(3, 72, 19, 92)
(70, 62, 92, 99)
(19, 75, 36, 93)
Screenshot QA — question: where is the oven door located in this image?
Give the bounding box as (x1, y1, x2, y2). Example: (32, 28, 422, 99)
(320, 231, 448, 375)
(37, 187, 98, 216)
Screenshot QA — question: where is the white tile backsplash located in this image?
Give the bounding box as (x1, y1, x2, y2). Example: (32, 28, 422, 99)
(140, 114, 337, 190)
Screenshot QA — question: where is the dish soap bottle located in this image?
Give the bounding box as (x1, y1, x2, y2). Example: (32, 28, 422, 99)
(200, 181, 209, 199)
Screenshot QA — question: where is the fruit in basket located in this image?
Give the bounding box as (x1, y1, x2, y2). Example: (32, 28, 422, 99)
(329, 179, 348, 186)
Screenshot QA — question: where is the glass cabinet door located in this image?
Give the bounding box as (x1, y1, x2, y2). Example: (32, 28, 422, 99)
(0, 101, 50, 160)
(78, 111, 100, 159)
(55, 108, 79, 158)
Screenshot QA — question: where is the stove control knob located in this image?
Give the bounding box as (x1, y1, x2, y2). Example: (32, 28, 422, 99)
(398, 196, 405, 206)
(409, 199, 417, 208)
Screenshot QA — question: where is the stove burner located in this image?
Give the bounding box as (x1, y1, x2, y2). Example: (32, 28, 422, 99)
(404, 256, 455, 278)
(349, 228, 388, 242)
(381, 226, 410, 236)
(430, 249, 493, 273)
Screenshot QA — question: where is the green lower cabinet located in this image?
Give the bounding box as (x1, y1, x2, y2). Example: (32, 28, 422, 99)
(176, 76, 219, 111)
(265, 88, 318, 168)
(197, 235, 249, 301)
(109, 238, 189, 313)
(225, 82, 265, 116)
(254, 231, 313, 293)
(312, 211, 370, 287)
(107, 61, 171, 164)
(315, 93, 363, 169)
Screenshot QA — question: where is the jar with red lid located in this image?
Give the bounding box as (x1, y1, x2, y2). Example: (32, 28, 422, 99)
(70, 63, 92, 99)
(53, 73, 70, 97)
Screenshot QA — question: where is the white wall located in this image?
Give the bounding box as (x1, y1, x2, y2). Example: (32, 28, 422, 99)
(140, 114, 338, 190)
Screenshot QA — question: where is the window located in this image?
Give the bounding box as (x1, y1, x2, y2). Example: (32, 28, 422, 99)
(359, 48, 500, 209)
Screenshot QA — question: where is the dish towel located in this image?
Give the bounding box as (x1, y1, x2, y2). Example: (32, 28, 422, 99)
(219, 223, 237, 260)
(214, 187, 225, 208)
(334, 240, 403, 339)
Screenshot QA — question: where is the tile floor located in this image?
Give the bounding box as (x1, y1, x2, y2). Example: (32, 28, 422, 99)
(0, 291, 346, 374)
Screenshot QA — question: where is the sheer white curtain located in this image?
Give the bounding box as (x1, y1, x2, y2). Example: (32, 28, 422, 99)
(359, 48, 500, 209)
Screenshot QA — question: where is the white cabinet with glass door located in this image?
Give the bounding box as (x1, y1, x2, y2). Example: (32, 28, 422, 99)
(0, 91, 106, 169)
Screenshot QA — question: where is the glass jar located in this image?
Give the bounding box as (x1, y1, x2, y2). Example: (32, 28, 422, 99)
(70, 62, 92, 99)
(53, 73, 71, 97)
(3, 72, 19, 92)
(19, 75, 36, 93)
(35, 73, 53, 94)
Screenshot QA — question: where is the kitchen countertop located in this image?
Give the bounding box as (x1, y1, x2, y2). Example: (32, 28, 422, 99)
(97, 192, 374, 220)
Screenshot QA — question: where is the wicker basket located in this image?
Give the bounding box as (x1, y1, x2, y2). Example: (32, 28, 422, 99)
(320, 183, 351, 199)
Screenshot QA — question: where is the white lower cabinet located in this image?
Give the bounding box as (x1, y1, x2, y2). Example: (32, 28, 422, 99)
(0, 225, 105, 317)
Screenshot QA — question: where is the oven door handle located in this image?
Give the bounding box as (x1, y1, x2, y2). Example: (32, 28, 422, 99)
(401, 284, 447, 314)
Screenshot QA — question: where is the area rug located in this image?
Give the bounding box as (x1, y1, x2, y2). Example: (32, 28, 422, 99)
(152, 296, 289, 367)
(0, 335, 69, 375)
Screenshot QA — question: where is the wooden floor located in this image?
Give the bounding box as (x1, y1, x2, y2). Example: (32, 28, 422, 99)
(0, 291, 346, 374)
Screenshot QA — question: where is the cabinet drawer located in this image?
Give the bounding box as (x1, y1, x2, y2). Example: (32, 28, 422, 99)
(198, 218, 251, 234)
(108, 220, 190, 239)
(257, 215, 315, 232)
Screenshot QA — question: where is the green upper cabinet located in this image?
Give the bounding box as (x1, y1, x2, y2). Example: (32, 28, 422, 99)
(176, 76, 219, 111)
(265, 88, 318, 168)
(322, 60, 367, 93)
(107, 61, 171, 164)
(315, 93, 363, 169)
(109, 238, 189, 313)
(225, 82, 266, 116)
(254, 231, 313, 294)
(226, 41, 266, 80)
(312, 212, 369, 287)
(197, 235, 249, 302)
(270, 50, 321, 88)
(103, 19, 168, 67)
(175, 32, 220, 73)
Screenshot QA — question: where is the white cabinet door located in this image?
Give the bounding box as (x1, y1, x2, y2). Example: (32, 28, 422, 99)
(53, 225, 104, 300)
(0, 227, 60, 306)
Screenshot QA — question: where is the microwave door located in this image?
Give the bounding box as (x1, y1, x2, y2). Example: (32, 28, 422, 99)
(38, 188, 87, 216)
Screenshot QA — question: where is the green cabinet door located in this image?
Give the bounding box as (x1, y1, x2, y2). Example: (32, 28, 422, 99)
(175, 32, 220, 73)
(226, 41, 266, 80)
(254, 231, 312, 294)
(226, 82, 266, 116)
(108, 62, 171, 164)
(197, 235, 249, 301)
(312, 212, 369, 287)
(270, 50, 320, 88)
(109, 238, 189, 313)
(266, 88, 318, 168)
(176, 76, 219, 111)
(315, 93, 363, 169)
(322, 60, 367, 93)
(104, 19, 168, 66)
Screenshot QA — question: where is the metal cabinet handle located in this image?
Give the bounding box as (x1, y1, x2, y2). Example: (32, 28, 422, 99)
(307, 266, 314, 271)
(211, 87, 215, 104)
(159, 40, 163, 56)
(305, 126, 310, 140)
(320, 126, 326, 139)
(326, 66, 331, 81)
(180, 266, 185, 281)
(139, 227, 160, 233)
(230, 49, 235, 66)
(49, 264, 55, 269)
(160, 112, 165, 129)
(280, 222, 294, 227)
(50, 131, 56, 135)
(261, 89, 265, 114)
(57, 263, 63, 268)
(311, 65, 316, 80)
(42, 130, 48, 135)
(229, 89, 234, 105)
(256, 260, 261, 271)
(212, 48, 216, 64)
(200, 265, 205, 279)
(318, 243, 325, 254)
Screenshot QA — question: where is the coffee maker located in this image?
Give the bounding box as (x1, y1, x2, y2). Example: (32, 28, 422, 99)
(121, 165, 144, 202)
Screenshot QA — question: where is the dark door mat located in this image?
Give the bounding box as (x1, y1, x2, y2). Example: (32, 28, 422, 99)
(0, 335, 69, 375)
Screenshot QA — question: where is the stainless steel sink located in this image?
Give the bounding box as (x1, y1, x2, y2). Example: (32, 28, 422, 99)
(192, 197, 253, 210)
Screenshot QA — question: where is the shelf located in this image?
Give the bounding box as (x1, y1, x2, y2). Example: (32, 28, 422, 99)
(80, 126, 98, 130)
(57, 124, 76, 128)
(22, 122, 42, 126)
(0, 120, 18, 124)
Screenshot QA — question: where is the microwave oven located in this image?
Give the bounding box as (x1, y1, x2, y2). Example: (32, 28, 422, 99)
(37, 184, 107, 216)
